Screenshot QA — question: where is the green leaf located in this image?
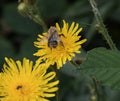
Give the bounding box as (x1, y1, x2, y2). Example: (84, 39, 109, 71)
(80, 47, 120, 89)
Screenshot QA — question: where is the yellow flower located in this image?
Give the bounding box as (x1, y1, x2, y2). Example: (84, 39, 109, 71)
(0, 57, 59, 101)
(34, 20, 87, 69)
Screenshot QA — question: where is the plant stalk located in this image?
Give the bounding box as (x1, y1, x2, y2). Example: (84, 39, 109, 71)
(88, 0, 117, 50)
(28, 6, 48, 31)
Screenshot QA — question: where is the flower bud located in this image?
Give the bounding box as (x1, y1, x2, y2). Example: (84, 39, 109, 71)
(18, 3, 28, 17)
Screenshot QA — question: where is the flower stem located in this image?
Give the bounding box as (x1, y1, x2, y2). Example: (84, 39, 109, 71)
(92, 77, 100, 101)
(18, 2, 48, 31)
(28, 6, 48, 31)
(88, 0, 117, 50)
(50, 66, 59, 101)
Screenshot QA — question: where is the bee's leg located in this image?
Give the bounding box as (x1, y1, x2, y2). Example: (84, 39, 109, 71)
(59, 34, 65, 47)
(59, 34, 65, 37)
(60, 41, 64, 47)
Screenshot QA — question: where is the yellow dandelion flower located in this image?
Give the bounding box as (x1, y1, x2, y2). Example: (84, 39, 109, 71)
(0, 57, 59, 101)
(34, 20, 87, 69)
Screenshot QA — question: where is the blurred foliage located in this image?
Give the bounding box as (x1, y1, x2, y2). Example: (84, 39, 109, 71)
(3, 3, 42, 35)
(0, 0, 120, 101)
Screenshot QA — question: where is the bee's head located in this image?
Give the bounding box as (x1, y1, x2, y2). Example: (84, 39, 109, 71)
(48, 27, 57, 34)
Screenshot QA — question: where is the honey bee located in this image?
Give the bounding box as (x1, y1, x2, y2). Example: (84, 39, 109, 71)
(47, 27, 64, 48)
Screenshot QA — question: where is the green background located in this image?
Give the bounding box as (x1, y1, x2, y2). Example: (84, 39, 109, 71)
(0, 0, 120, 101)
